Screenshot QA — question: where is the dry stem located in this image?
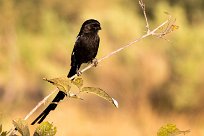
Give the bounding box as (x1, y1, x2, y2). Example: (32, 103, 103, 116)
(24, 89, 57, 120)
(139, 0, 150, 33)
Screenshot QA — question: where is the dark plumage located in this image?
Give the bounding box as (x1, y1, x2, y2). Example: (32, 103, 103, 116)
(31, 19, 101, 125)
(68, 19, 101, 78)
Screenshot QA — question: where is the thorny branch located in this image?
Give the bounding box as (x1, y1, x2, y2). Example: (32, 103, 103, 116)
(8, 1, 178, 134)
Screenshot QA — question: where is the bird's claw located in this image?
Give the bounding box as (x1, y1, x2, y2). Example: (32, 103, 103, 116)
(77, 71, 82, 76)
(92, 58, 98, 67)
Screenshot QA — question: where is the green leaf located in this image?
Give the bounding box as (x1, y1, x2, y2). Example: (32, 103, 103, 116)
(71, 77, 83, 89)
(81, 87, 118, 108)
(157, 123, 190, 136)
(43, 77, 71, 93)
(12, 119, 30, 136)
(34, 122, 57, 136)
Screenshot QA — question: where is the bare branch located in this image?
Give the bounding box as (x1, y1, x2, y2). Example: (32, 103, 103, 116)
(8, 89, 57, 135)
(78, 18, 170, 76)
(152, 17, 178, 38)
(139, 0, 150, 33)
(24, 89, 57, 120)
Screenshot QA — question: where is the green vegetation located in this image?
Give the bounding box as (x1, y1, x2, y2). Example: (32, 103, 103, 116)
(157, 123, 190, 136)
(2, 120, 57, 136)
(1, 121, 189, 136)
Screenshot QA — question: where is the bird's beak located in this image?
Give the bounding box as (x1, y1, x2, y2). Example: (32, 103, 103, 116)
(98, 26, 102, 30)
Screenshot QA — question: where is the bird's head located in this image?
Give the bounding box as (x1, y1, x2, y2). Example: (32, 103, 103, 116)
(79, 19, 101, 35)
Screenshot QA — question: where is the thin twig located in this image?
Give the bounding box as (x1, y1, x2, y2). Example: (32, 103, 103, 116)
(24, 89, 57, 120)
(8, 89, 57, 135)
(139, 0, 150, 33)
(78, 19, 169, 75)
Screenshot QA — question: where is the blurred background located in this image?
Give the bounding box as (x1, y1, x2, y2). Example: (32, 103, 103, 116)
(0, 0, 204, 135)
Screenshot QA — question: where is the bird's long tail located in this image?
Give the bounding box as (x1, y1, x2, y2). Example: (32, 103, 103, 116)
(31, 91, 66, 125)
(67, 65, 78, 78)
(31, 66, 77, 125)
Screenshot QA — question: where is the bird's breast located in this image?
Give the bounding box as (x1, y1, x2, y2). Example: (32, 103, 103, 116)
(77, 34, 99, 63)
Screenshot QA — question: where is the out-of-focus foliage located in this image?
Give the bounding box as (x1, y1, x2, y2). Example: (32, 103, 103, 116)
(0, 124, 7, 136)
(0, 0, 204, 135)
(157, 123, 190, 136)
(1, 120, 56, 136)
(131, 0, 204, 23)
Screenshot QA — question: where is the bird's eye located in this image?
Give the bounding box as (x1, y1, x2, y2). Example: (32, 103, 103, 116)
(93, 24, 98, 27)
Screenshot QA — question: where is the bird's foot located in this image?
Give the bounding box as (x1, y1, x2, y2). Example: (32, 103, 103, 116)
(92, 58, 98, 67)
(77, 71, 82, 76)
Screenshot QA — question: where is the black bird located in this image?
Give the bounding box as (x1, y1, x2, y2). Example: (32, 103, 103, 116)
(68, 19, 101, 77)
(31, 19, 101, 125)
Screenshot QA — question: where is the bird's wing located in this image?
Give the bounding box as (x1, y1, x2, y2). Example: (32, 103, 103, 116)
(70, 36, 81, 66)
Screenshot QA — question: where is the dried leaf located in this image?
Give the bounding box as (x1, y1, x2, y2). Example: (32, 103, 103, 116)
(12, 119, 30, 136)
(157, 123, 190, 136)
(71, 77, 83, 89)
(43, 77, 71, 93)
(34, 121, 57, 136)
(81, 87, 118, 108)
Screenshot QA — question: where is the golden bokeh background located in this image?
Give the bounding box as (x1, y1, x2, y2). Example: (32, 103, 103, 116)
(0, 0, 204, 135)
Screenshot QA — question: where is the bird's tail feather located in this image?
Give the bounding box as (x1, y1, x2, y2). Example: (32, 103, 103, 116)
(31, 91, 66, 125)
(67, 65, 77, 78)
